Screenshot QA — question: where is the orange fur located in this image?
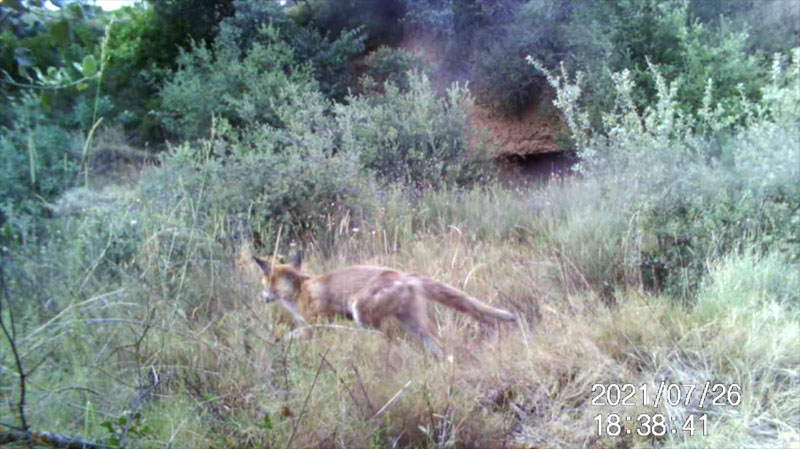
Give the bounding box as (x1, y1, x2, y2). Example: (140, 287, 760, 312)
(253, 254, 516, 356)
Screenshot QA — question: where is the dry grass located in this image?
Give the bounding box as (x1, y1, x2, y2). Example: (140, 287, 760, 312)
(2, 180, 798, 449)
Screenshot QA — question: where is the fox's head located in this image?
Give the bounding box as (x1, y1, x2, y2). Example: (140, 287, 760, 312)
(253, 252, 306, 308)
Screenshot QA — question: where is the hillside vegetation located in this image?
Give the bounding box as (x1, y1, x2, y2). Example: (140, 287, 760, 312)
(1, 0, 798, 448)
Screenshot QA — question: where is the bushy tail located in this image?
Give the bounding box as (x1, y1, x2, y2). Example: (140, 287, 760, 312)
(419, 276, 517, 323)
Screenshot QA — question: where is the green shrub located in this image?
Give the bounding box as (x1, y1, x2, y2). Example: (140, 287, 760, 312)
(469, 0, 571, 115)
(336, 71, 490, 187)
(101, 6, 167, 143)
(364, 46, 426, 92)
(159, 24, 319, 140)
(303, 0, 405, 48)
(533, 48, 800, 298)
(144, 108, 376, 251)
(288, 26, 366, 100)
(404, 0, 768, 118)
(566, 0, 764, 124)
(224, 0, 366, 101)
(1, 95, 80, 243)
(691, 0, 800, 55)
(402, 0, 454, 39)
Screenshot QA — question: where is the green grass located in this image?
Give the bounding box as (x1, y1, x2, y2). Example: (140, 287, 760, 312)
(2, 170, 798, 448)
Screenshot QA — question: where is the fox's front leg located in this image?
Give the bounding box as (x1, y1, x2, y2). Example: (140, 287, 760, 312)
(289, 300, 319, 340)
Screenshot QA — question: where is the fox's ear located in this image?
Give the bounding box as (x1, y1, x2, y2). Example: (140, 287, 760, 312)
(291, 251, 302, 270)
(253, 256, 271, 275)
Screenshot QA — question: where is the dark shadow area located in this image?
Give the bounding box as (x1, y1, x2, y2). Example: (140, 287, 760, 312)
(496, 151, 579, 186)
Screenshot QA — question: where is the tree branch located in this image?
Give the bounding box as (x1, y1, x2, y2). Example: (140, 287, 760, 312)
(0, 254, 28, 432)
(0, 426, 111, 449)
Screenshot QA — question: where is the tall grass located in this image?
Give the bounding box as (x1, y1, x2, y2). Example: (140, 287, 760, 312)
(2, 46, 798, 449)
(3, 160, 798, 447)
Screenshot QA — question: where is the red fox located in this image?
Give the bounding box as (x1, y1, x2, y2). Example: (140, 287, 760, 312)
(253, 253, 517, 356)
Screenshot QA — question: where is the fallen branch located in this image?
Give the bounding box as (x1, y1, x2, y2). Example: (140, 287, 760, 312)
(0, 426, 111, 449)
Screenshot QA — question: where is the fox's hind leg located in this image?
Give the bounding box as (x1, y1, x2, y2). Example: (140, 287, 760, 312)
(403, 319, 443, 358)
(353, 277, 443, 357)
(397, 308, 442, 359)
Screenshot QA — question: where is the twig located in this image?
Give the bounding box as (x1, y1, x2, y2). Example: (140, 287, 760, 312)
(166, 419, 187, 449)
(118, 310, 155, 449)
(0, 421, 25, 431)
(320, 355, 367, 418)
(271, 224, 283, 269)
(0, 255, 28, 431)
(0, 71, 100, 90)
(0, 426, 111, 448)
(370, 380, 413, 421)
(350, 361, 375, 415)
(117, 370, 171, 449)
(284, 348, 330, 449)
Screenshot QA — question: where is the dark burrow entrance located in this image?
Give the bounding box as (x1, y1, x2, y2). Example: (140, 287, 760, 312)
(496, 151, 579, 186)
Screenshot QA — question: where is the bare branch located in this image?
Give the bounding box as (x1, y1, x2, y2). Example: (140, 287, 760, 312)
(0, 426, 111, 449)
(350, 361, 375, 415)
(284, 348, 330, 449)
(0, 254, 28, 432)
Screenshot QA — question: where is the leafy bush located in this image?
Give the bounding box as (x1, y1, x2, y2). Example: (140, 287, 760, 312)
(363, 46, 426, 91)
(224, 0, 366, 101)
(336, 71, 490, 187)
(303, 0, 405, 48)
(469, 0, 571, 115)
(160, 24, 318, 140)
(0, 94, 80, 243)
(145, 94, 377, 248)
(533, 48, 800, 298)
(153, 72, 491, 248)
(691, 0, 800, 55)
(289, 26, 366, 100)
(405, 0, 769, 118)
(100, 6, 167, 143)
(568, 0, 763, 123)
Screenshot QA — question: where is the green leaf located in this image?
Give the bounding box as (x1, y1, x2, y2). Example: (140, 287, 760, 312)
(100, 421, 115, 434)
(81, 55, 98, 77)
(50, 20, 70, 45)
(77, 82, 89, 91)
(262, 412, 273, 431)
(66, 2, 83, 19)
(107, 436, 120, 447)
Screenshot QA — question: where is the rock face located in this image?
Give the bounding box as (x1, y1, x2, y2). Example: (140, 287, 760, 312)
(468, 94, 566, 158)
(385, 36, 575, 181)
(468, 93, 576, 183)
